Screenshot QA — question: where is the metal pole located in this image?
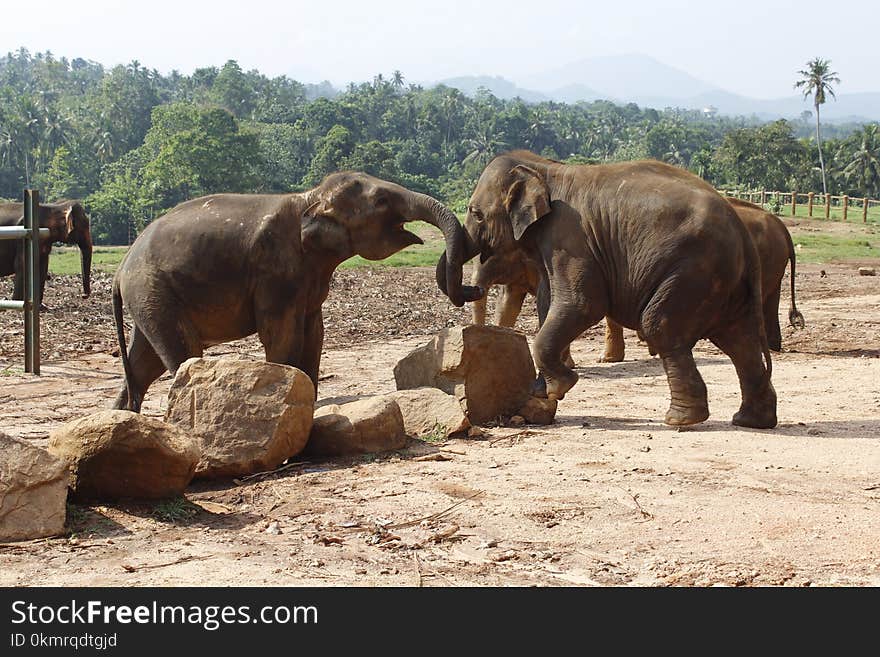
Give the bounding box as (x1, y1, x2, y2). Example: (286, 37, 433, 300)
(23, 189, 40, 374)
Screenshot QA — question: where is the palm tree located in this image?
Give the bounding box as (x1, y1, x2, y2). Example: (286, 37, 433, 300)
(795, 58, 840, 194)
(841, 124, 880, 198)
(391, 70, 405, 91)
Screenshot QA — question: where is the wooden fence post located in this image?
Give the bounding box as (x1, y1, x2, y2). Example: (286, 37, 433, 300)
(791, 191, 797, 216)
(864, 198, 869, 223)
(842, 195, 848, 221)
(760, 190, 766, 206)
(807, 192, 814, 217)
(825, 193, 831, 219)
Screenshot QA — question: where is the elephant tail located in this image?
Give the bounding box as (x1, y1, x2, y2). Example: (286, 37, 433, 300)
(112, 277, 137, 411)
(784, 228, 806, 329)
(744, 234, 773, 385)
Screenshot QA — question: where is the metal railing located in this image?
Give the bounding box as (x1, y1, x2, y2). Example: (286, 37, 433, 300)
(0, 190, 48, 374)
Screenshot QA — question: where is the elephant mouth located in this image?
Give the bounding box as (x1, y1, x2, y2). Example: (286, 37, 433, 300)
(392, 220, 424, 245)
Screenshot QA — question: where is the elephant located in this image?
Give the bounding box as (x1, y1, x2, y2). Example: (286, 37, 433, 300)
(112, 172, 481, 412)
(438, 150, 777, 429)
(471, 195, 806, 360)
(0, 200, 93, 307)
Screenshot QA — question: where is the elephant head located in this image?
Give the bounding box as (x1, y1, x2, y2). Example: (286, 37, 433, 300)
(46, 200, 92, 298)
(436, 153, 551, 294)
(303, 172, 483, 306)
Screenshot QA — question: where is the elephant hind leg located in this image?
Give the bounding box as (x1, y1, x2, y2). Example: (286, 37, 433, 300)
(710, 320, 777, 429)
(111, 326, 169, 412)
(763, 287, 783, 352)
(659, 348, 709, 426)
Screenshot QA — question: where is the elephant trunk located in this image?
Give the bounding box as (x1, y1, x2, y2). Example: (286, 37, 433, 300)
(405, 192, 482, 307)
(77, 231, 92, 298)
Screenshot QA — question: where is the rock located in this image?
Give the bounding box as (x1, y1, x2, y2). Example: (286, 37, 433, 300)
(305, 396, 408, 457)
(508, 415, 526, 427)
(517, 396, 558, 425)
(387, 387, 470, 439)
(164, 358, 315, 479)
(0, 432, 68, 541)
(48, 411, 198, 501)
(393, 325, 536, 425)
(858, 267, 876, 276)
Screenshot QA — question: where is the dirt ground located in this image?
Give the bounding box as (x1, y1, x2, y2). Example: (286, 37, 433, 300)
(1, 218, 878, 587)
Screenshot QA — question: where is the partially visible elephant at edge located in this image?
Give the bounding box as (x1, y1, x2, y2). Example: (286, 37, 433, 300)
(472, 195, 806, 360)
(112, 172, 481, 412)
(439, 150, 777, 429)
(0, 200, 93, 307)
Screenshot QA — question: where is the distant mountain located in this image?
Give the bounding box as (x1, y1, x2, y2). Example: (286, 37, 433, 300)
(430, 54, 880, 123)
(435, 75, 550, 102)
(522, 53, 719, 100)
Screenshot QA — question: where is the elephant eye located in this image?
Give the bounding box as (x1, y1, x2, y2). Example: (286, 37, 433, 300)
(469, 207, 484, 222)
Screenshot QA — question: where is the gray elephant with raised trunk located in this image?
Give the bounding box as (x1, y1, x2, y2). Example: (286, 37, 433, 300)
(438, 151, 777, 429)
(112, 172, 481, 412)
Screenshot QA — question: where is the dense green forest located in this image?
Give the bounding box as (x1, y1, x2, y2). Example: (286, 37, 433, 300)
(1, 49, 878, 244)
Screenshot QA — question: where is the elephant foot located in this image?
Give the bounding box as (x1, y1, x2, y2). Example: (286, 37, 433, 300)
(664, 401, 709, 427)
(768, 339, 782, 352)
(599, 352, 623, 363)
(544, 370, 578, 402)
(564, 355, 577, 368)
(732, 405, 777, 429)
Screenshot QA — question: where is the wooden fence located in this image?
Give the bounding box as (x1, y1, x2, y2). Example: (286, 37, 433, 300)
(719, 189, 880, 223)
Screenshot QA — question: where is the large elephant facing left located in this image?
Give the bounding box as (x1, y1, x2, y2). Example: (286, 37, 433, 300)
(0, 200, 93, 306)
(112, 172, 481, 412)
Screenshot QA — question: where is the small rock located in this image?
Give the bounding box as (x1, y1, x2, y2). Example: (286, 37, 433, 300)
(48, 411, 199, 501)
(305, 396, 407, 457)
(0, 432, 69, 541)
(387, 387, 470, 438)
(265, 521, 282, 535)
(517, 396, 558, 425)
(858, 267, 876, 276)
(165, 358, 315, 479)
(394, 325, 536, 425)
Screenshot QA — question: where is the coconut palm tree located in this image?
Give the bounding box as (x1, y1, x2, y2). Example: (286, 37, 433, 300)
(841, 124, 880, 198)
(795, 58, 840, 194)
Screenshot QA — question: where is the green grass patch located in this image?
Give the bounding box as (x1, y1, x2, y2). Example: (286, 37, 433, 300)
(790, 233, 880, 263)
(49, 245, 128, 275)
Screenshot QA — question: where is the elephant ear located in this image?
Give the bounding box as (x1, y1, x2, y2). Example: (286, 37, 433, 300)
(505, 165, 551, 241)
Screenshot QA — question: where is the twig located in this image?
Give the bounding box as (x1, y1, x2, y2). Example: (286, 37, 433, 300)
(387, 490, 484, 530)
(488, 430, 537, 446)
(413, 553, 423, 588)
(121, 554, 213, 573)
(414, 453, 452, 462)
(619, 488, 653, 520)
(428, 523, 460, 543)
(234, 460, 310, 484)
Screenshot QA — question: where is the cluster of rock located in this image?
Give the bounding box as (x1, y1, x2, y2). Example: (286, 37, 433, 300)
(2, 325, 553, 541)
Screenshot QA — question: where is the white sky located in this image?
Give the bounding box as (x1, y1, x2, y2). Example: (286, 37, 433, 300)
(1, 0, 877, 99)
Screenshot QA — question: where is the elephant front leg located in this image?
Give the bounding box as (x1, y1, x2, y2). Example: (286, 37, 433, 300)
(659, 348, 709, 426)
(600, 318, 625, 362)
(533, 300, 599, 401)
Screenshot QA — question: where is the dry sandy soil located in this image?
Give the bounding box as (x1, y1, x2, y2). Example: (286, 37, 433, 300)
(1, 219, 878, 587)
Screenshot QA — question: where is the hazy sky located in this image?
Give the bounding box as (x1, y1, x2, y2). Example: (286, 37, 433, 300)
(2, 0, 877, 99)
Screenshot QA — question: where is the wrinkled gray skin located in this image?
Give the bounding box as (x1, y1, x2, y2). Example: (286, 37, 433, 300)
(112, 172, 481, 412)
(474, 196, 806, 360)
(439, 151, 776, 429)
(0, 200, 93, 307)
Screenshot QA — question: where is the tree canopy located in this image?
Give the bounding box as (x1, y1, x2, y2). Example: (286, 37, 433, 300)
(0, 49, 875, 244)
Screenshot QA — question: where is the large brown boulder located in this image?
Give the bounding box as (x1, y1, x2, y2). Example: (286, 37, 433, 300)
(305, 396, 408, 457)
(393, 325, 536, 425)
(388, 387, 471, 439)
(0, 432, 68, 541)
(165, 358, 315, 479)
(48, 411, 199, 501)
